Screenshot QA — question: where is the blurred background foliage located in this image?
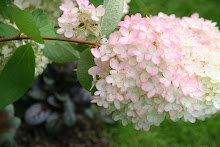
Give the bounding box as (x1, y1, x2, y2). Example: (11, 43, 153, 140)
(129, 0, 220, 26)
(104, 115, 220, 147)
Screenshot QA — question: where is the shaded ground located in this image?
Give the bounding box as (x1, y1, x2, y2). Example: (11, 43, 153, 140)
(16, 118, 108, 147)
(13, 62, 110, 147)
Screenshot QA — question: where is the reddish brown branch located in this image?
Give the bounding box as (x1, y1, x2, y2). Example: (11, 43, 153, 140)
(0, 35, 100, 47)
(116, 26, 120, 30)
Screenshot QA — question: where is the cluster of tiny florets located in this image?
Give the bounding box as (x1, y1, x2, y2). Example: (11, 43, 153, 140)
(0, 20, 50, 77)
(14, 0, 62, 19)
(89, 13, 220, 131)
(57, 0, 105, 39)
(0, 41, 50, 77)
(123, 0, 131, 15)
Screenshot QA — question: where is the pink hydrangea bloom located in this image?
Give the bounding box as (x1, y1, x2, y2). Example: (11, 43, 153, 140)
(57, 0, 105, 39)
(89, 13, 220, 131)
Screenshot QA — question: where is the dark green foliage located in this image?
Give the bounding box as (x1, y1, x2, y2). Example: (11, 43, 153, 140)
(63, 98, 76, 127)
(0, 0, 13, 21)
(13, 63, 96, 134)
(70, 43, 90, 53)
(0, 44, 35, 110)
(101, 0, 124, 35)
(77, 48, 95, 92)
(9, 5, 44, 44)
(134, 0, 149, 16)
(0, 105, 21, 147)
(43, 41, 80, 63)
(0, 133, 17, 147)
(32, 8, 56, 44)
(0, 22, 19, 37)
(90, 0, 104, 7)
(128, 0, 220, 26)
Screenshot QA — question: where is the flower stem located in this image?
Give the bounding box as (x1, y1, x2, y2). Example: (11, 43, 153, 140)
(0, 35, 100, 47)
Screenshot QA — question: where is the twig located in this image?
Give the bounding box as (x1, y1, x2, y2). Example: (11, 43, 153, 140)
(17, 32, 21, 40)
(54, 24, 120, 30)
(54, 23, 85, 28)
(0, 35, 101, 47)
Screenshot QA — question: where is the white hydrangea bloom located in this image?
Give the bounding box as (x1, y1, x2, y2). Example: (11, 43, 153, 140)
(14, 0, 62, 19)
(89, 13, 220, 131)
(0, 20, 51, 77)
(57, 0, 105, 39)
(0, 41, 51, 77)
(123, 0, 131, 15)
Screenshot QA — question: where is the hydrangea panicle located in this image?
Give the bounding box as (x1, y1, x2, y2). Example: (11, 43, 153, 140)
(89, 13, 220, 131)
(57, 0, 105, 39)
(0, 20, 50, 77)
(14, 0, 62, 18)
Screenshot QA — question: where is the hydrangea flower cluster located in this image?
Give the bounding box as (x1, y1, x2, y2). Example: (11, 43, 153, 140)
(0, 20, 50, 77)
(123, 0, 131, 15)
(0, 41, 50, 77)
(57, 0, 105, 39)
(89, 13, 220, 131)
(14, 0, 62, 19)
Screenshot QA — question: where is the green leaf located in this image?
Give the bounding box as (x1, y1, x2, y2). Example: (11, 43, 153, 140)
(43, 41, 80, 63)
(5, 117, 21, 129)
(63, 98, 76, 127)
(90, 0, 103, 7)
(0, 22, 19, 37)
(9, 5, 44, 44)
(101, 0, 124, 36)
(69, 35, 98, 53)
(32, 8, 56, 44)
(134, 0, 150, 17)
(0, 133, 17, 147)
(69, 43, 89, 53)
(77, 48, 95, 91)
(87, 35, 98, 42)
(0, 104, 14, 114)
(0, 44, 35, 110)
(0, 0, 13, 20)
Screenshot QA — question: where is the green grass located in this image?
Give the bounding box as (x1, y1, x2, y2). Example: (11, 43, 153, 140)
(103, 114, 220, 147)
(128, 0, 220, 26)
(102, 1, 220, 146)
